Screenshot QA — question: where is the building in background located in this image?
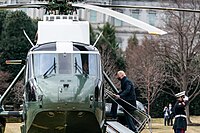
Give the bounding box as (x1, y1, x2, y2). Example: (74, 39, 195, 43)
(0, 0, 167, 51)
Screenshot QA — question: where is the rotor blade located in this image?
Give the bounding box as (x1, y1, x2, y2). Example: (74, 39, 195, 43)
(92, 4, 200, 13)
(0, 3, 47, 9)
(72, 3, 167, 35)
(93, 31, 103, 47)
(23, 30, 35, 47)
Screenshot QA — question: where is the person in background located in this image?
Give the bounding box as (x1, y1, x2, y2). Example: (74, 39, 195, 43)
(163, 105, 169, 126)
(110, 70, 138, 133)
(82, 60, 89, 74)
(173, 91, 188, 133)
(168, 103, 174, 126)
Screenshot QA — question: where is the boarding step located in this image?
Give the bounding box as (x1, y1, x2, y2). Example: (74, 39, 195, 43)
(106, 121, 134, 133)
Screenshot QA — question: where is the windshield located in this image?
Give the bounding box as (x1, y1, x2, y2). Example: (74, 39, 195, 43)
(74, 53, 98, 76)
(32, 53, 99, 78)
(33, 53, 72, 77)
(29, 52, 100, 103)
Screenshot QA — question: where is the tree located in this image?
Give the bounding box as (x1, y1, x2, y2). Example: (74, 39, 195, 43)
(0, 10, 37, 76)
(90, 24, 97, 45)
(160, 0, 200, 123)
(0, 71, 11, 96)
(96, 22, 125, 88)
(5, 80, 24, 110)
(0, 11, 9, 38)
(126, 35, 166, 115)
(0, 10, 37, 108)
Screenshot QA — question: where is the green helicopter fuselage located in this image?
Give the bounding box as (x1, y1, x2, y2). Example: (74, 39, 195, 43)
(22, 41, 104, 133)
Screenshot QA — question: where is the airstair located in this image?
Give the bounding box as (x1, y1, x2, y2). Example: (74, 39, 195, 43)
(103, 71, 152, 133)
(105, 106, 151, 133)
(106, 121, 134, 133)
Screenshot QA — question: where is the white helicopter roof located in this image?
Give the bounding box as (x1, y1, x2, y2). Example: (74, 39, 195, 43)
(37, 15, 90, 44)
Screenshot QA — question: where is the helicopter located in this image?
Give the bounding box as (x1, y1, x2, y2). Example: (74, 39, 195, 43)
(0, 0, 172, 133)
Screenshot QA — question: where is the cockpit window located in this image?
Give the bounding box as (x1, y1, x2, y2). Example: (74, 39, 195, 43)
(33, 53, 56, 77)
(33, 53, 72, 77)
(74, 53, 98, 76)
(31, 53, 98, 78)
(58, 53, 72, 74)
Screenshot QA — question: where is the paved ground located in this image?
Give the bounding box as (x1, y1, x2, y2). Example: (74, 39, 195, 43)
(4, 116, 200, 133)
(5, 123, 21, 133)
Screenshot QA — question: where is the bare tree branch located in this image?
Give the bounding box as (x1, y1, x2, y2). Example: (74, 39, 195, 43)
(160, 0, 200, 123)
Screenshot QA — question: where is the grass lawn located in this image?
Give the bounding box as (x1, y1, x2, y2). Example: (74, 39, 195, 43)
(4, 116, 200, 133)
(141, 116, 200, 133)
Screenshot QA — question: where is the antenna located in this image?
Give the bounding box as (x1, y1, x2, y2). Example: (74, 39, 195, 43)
(93, 31, 103, 47)
(23, 30, 35, 47)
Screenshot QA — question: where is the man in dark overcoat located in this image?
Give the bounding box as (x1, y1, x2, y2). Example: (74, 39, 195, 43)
(173, 91, 188, 133)
(110, 70, 137, 132)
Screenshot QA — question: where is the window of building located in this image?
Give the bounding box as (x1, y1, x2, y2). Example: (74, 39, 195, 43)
(114, 9, 123, 26)
(114, 19, 122, 26)
(148, 10, 157, 26)
(90, 10, 97, 22)
(117, 37, 123, 48)
(131, 9, 140, 19)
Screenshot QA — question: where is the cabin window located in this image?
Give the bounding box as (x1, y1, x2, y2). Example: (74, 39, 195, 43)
(25, 81, 36, 102)
(26, 56, 31, 80)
